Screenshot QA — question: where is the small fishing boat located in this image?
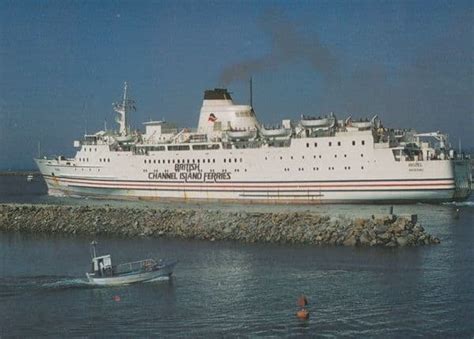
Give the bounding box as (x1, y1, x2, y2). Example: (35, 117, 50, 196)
(86, 241, 177, 286)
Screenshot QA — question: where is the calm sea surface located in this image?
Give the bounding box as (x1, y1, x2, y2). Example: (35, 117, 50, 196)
(0, 174, 473, 337)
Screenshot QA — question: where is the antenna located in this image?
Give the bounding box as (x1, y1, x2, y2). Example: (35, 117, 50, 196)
(90, 240, 98, 259)
(113, 82, 136, 136)
(249, 77, 253, 108)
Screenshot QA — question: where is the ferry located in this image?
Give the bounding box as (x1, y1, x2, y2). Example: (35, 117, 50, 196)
(35, 83, 472, 204)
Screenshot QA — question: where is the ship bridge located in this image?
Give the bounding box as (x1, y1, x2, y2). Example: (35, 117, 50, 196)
(197, 88, 258, 139)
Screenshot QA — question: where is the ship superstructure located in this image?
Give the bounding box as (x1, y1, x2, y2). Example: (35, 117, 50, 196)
(35, 83, 472, 203)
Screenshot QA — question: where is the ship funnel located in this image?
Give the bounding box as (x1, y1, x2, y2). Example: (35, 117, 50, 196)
(197, 88, 258, 136)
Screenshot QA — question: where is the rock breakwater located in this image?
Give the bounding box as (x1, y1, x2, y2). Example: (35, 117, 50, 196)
(0, 204, 440, 247)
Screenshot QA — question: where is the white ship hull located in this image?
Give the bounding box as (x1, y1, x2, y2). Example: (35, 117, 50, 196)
(35, 135, 471, 204)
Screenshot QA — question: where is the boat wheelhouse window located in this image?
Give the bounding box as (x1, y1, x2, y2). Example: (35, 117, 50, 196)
(168, 145, 190, 151)
(213, 159, 215, 163)
(361, 154, 364, 157)
(224, 159, 226, 163)
(168, 160, 171, 163)
(192, 144, 220, 151)
(361, 166, 364, 169)
(352, 141, 356, 146)
(329, 142, 332, 146)
(154, 160, 156, 164)
(344, 154, 347, 157)
(306, 143, 309, 148)
(334, 154, 337, 158)
(337, 142, 341, 146)
(314, 142, 317, 147)
(362, 140, 365, 145)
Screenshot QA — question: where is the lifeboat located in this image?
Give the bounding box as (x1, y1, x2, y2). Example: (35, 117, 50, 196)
(349, 115, 378, 129)
(300, 115, 331, 128)
(351, 119, 372, 129)
(259, 126, 291, 138)
(226, 129, 256, 140)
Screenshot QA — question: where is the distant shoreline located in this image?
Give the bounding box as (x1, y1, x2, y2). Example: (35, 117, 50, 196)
(0, 171, 40, 176)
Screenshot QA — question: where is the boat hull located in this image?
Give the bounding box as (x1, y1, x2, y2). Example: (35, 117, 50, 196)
(86, 262, 176, 286)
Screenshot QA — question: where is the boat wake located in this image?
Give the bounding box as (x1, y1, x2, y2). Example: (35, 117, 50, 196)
(144, 276, 171, 283)
(0, 275, 94, 298)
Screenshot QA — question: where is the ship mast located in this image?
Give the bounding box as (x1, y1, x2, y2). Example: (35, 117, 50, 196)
(113, 82, 136, 136)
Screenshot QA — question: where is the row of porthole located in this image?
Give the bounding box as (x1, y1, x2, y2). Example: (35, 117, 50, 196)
(306, 140, 365, 148)
(144, 158, 245, 165)
(74, 168, 101, 172)
(83, 147, 97, 152)
(283, 166, 366, 171)
(144, 158, 216, 164)
(78, 158, 110, 163)
(270, 154, 364, 160)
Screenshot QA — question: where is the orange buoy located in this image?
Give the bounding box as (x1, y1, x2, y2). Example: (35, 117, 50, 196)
(297, 295, 308, 307)
(297, 308, 310, 320)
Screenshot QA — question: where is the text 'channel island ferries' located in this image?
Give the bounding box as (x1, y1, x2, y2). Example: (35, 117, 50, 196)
(35, 83, 472, 204)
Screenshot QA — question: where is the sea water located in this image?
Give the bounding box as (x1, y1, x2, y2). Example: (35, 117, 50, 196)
(0, 174, 473, 336)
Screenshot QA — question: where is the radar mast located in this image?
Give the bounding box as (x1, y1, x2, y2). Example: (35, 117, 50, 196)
(113, 82, 136, 136)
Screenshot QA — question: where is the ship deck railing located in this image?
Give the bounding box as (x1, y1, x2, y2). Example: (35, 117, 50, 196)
(114, 259, 157, 274)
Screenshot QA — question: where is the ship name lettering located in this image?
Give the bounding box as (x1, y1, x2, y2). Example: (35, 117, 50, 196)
(174, 163, 201, 172)
(148, 171, 177, 180)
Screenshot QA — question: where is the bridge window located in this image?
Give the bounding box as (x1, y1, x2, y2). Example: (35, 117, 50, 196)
(362, 140, 365, 145)
(352, 141, 356, 146)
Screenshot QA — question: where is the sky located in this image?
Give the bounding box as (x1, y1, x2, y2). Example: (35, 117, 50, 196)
(0, 0, 472, 170)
